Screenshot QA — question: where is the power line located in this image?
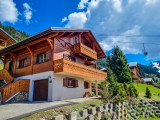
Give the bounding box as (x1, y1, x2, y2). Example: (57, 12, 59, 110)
(94, 33, 160, 37)
(103, 41, 160, 45)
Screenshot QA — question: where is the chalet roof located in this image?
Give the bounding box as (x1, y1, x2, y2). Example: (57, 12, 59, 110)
(128, 62, 138, 67)
(0, 27, 106, 58)
(143, 78, 153, 82)
(0, 28, 17, 42)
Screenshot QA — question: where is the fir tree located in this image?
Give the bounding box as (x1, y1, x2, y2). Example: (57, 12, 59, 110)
(146, 87, 152, 98)
(107, 67, 119, 98)
(111, 46, 132, 83)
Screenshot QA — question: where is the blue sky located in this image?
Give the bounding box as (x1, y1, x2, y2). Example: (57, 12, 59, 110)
(1, 0, 160, 65)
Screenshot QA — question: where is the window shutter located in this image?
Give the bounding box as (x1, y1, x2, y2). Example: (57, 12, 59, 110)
(46, 50, 51, 61)
(75, 80, 78, 87)
(27, 57, 31, 66)
(63, 78, 68, 87)
(88, 82, 90, 88)
(33, 54, 38, 64)
(16, 60, 19, 69)
(84, 82, 86, 89)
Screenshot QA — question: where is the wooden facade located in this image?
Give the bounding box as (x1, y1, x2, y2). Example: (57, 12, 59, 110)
(0, 27, 106, 102)
(0, 28, 106, 81)
(129, 62, 142, 83)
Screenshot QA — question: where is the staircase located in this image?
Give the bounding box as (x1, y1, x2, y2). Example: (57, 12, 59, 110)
(0, 69, 30, 103)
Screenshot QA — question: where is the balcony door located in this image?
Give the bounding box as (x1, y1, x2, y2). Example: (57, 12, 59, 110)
(9, 60, 14, 76)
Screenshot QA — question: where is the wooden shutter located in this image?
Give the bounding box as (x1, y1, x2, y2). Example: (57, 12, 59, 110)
(84, 82, 86, 89)
(27, 57, 31, 66)
(75, 80, 78, 87)
(63, 78, 68, 87)
(33, 54, 38, 64)
(87, 82, 90, 89)
(16, 60, 19, 69)
(46, 50, 51, 61)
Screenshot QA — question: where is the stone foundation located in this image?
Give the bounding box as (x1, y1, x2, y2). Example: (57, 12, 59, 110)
(8, 92, 29, 103)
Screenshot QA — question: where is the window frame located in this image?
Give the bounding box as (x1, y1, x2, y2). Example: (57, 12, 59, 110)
(84, 81, 90, 89)
(37, 52, 47, 64)
(19, 58, 27, 68)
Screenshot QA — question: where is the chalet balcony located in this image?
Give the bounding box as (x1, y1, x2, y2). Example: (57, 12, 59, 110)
(74, 43, 97, 60)
(54, 59, 106, 81)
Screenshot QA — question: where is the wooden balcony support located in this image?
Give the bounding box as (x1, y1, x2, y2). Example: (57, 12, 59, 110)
(54, 59, 106, 81)
(74, 43, 97, 60)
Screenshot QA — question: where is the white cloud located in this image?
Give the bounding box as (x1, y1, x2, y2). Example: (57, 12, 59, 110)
(0, 0, 18, 23)
(112, 0, 122, 13)
(23, 3, 32, 23)
(63, 0, 160, 59)
(65, 12, 87, 28)
(78, 0, 88, 9)
(62, 17, 68, 22)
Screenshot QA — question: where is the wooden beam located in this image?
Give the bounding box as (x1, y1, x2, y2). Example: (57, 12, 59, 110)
(9, 52, 16, 60)
(27, 46, 33, 74)
(46, 38, 53, 49)
(28, 32, 59, 46)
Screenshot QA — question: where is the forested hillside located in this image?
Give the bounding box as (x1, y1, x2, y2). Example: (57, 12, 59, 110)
(0, 22, 30, 41)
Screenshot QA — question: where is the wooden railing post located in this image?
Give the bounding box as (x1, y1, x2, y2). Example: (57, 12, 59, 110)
(95, 80, 98, 97)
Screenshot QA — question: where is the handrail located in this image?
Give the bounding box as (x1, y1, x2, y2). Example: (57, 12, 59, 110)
(54, 59, 106, 80)
(1, 79, 30, 102)
(74, 43, 97, 60)
(0, 69, 14, 83)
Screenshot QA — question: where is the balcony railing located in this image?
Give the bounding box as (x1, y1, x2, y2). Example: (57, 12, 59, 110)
(54, 59, 106, 81)
(74, 43, 97, 60)
(0, 69, 14, 83)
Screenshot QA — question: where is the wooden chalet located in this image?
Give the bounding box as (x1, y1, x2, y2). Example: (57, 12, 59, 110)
(0, 28, 16, 49)
(0, 27, 106, 102)
(129, 62, 142, 83)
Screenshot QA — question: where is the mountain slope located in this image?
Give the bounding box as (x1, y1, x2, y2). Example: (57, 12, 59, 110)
(0, 22, 30, 41)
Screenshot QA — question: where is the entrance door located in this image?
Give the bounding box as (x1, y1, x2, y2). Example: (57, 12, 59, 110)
(33, 79, 48, 101)
(9, 61, 14, 75)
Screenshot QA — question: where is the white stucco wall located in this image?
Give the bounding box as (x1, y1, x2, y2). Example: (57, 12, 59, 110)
(52, 75, 91, 101)
(15, 71, 54, 101)
(15, 71, 91, 102)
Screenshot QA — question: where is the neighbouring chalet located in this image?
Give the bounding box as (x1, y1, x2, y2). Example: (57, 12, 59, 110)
(0, 28, 16, 49)
(0, 27, 106, 102)
(128, 62, 142, 83)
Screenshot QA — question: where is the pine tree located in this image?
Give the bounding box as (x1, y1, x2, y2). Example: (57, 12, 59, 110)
(107, 67, 119, 98)
(111, 46, 132, 83)
(146, 87, 152, 98)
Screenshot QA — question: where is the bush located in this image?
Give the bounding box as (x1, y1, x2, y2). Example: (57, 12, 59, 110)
(128, 85, 136, 98)
(132, 85, 139, 98)
(146, 87, 152, 98)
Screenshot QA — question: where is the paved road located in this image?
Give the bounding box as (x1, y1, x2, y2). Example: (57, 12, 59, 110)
(0, 97, 97, 120)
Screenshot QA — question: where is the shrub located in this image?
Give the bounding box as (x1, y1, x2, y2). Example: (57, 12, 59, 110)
(132, 85, 139, 98)
(123, 83, 129, 96)
(146, 87, 152, 98)
(128, 85, 136, 98)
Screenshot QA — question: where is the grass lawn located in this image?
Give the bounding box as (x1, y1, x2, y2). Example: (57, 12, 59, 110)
(21, 99, 102, 120)
(137, 118, 160, 120)
(134, 83, 160, 101)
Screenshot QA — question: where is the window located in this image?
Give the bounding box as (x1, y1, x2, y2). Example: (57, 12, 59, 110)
(19, 58, 27, 68)
(67, 56, 75, 62)
(38, 52, 46, 63)
(63, 54, 76, 62)
(84, 81, 90, 89)
(75, 37, 79, 44)
(63, 78, 78, 88)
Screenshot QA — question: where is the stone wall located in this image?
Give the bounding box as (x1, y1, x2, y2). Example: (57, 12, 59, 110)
(8, 92, 29, 103)
(51, 100, 160, 120)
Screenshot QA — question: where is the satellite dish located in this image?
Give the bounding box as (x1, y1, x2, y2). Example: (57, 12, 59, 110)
(142, 43, 148, 55)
